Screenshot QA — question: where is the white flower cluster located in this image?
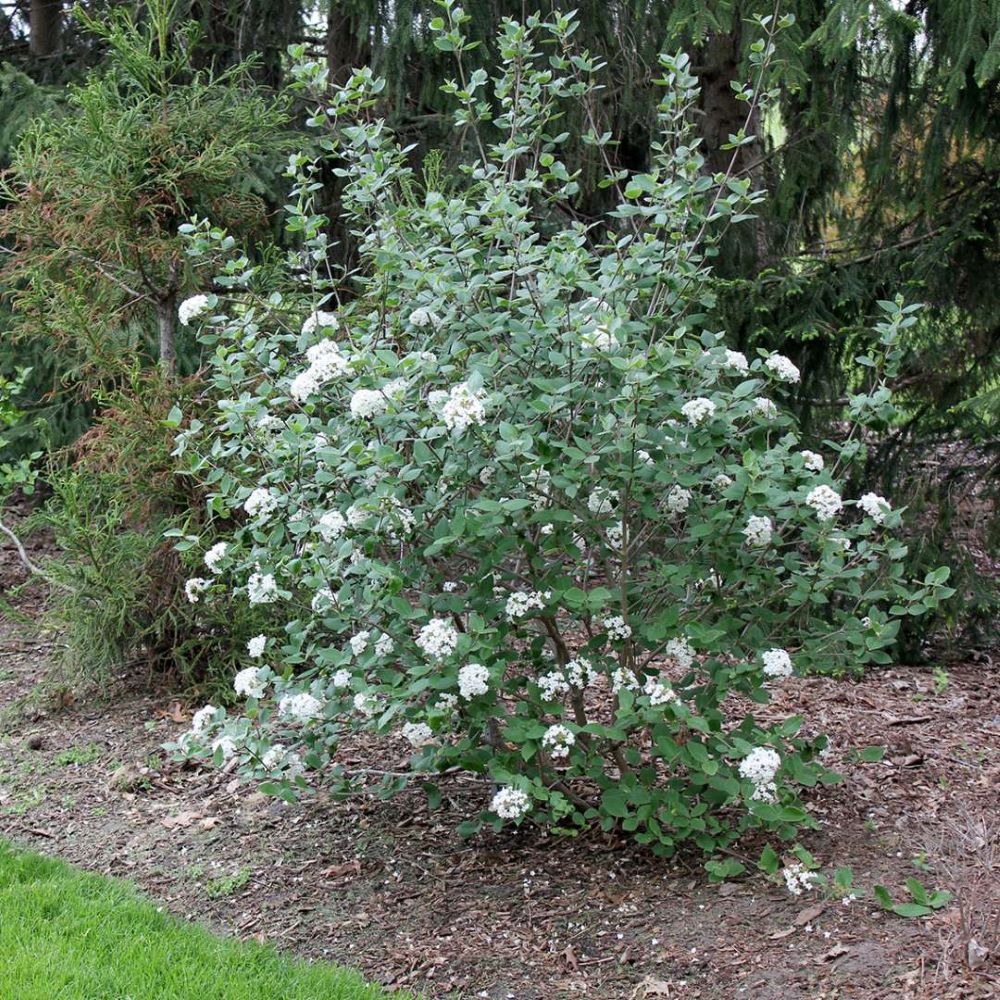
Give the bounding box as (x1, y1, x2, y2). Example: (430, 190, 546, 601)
(408, 306, 439, 328)
(739, 746, 781, 803)
(416, 618, 459, 660)
(801, 450, 824, 472)
(247, 634, 267, 658)
(204, 542, 227, 574)
(742, 515, 774, 547)
(723, 349, 749, 375)
(247, 571, 278, 605)
(505, 590, 550, 622)
(290, 339, 350, 402)
(261, 744, 304, 777)
(458, 662, 490, 700)
(643, 675, 677, 706)
(234, 666, 267, 699)
(184, 578, 210, 603)
(587, 487, 615, 516)
(806, 484, 843, 522)
(761, 648, 793, 679)
(374, 634, 394, 657)
(349, 630, 370, 656)
(664, 637, 695, 671)
(681, 397, 716, 426)
(611, 667, 639, 693)
(754, 397, 777, 419)
(401, 721, 434, 747)
(439, 381, 487, 434)
(541, 724, 575, 759)
(244, 488, 279, 520)
(178, 294, 211, 326)
(191, 704, 217, 734)
(353, 691, 379, 717)
(301, 310, 338, 335)
(712, 473, 733, 492)
(782, 862, 817, 896)
(350, 388, 388, 420)
(278, 691, 324, 723)
(666, 485, 692, 515)
(603, 615, 632, 641)
(332, 668, 352, 688)
(764, 354, 800, 383)
(858, 492, 891, 524)
(317, 509, 347, 542)
(491, 786, 530, 821)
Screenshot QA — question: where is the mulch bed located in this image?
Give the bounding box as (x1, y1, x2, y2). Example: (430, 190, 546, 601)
(1, 538, 997, 999)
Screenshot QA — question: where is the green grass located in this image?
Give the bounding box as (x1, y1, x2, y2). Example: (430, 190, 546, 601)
(0, 840, 407, 999)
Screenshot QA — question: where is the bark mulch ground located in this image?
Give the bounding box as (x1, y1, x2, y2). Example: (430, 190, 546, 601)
(1, 545, 997, 999)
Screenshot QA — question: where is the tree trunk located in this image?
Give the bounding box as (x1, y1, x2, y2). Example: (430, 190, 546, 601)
(157, 295, 177, 378)
(28, 0, 61, 56)
(327, 1, 371, 87)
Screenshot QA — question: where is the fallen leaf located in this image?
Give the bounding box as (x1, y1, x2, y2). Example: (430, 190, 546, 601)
(769, 927, 796, 940)
(161, 810, 202, 829)
(967, 939, 989, 970)
(198, 816, 221, 830)
(795, 903, 826, 926)
(321, 859, 362, 879)
(562, 944, 580, 972)
(635, 977, 673, 998)
(821, 943, 850, 962)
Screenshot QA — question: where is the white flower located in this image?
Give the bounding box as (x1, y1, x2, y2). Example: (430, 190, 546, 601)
(764, 354, 801, 383)
(373, 634, 394, 657)
(184, 577, 210, 603)
(332, 669, 352, 689)
(537, 671, 571, 701)
(830, 535, 852, 552)
(416, 618, 459, 660)
(801, 450, 824, 472)
(742, 514, 774, 548)
(278, 692, 324, 723)
(806, 484, 843, 522)
(203, 542, 228, 574)
(666, 485, 692, 515)
(234, 666, 267, 700)
(603, 615, 632, 641)
(643, 675, 677, 706)
(611, 667, 639, 693)
(247, 634, 267, 659)
(442, 581, 459, 593)
(739, 746, 781, 787)
(637, 449, 654, 465)
(435, 693, 458, 712)
(311, 586, 337, 612)
(401, 721, 434, 747)
(349, 630, 370, 656)
(491, 786, 530, 821)
(541, 724, 575, 759)
(458, 662, 490, 700)
(711, 473, 733, 492)
(301, 310, 339, 335)
(582, 323, 615, 351)
(262, 744, 304, 777)
(289, 370, 320, 402)
(754, 397, 777, 419)
(440, 381, 487, 434)
(353, 691, 379, 717)
(178, 294, 211, 326)
(858, 492, 891, 524)
(505, 590, 550, 622)
(211, 734, 238, 760)
(681, 397, 716, 426)
(606, 521, 624, 550)
(244, 488, 279, 520)
(782, 862, 817, 896)
(190, 704, 217, 734)
(317, 510, 347, 542)
(350, 389, 388, 420)
(761, 648, 793, 679)
(723, 349, 749, 375)
(587, 487, 615, 516)
(408, 307, 439, 328)
(664, 637, 695, 671)
(247, 571, 278, 605)
(565, 657, 598, 688)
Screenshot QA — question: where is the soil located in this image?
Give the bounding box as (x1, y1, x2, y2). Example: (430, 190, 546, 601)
(1, 530, 997, 999)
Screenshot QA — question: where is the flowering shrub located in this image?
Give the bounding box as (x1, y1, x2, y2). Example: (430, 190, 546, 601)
(165, 7, 950, 856)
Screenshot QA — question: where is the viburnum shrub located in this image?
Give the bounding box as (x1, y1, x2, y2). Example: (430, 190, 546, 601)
(165, 6, 950, 856)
